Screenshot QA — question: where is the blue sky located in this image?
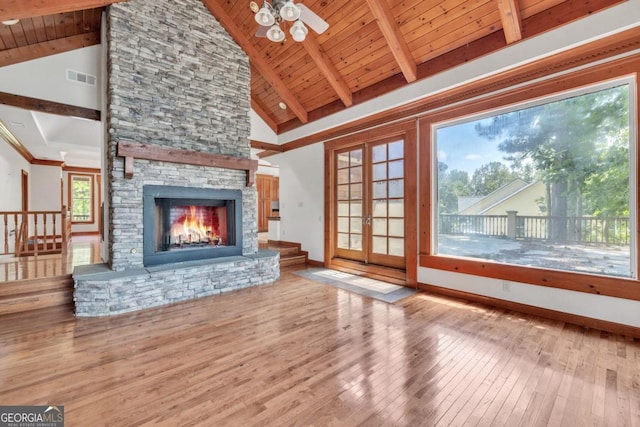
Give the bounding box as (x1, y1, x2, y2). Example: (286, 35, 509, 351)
(435, 119, 505, 175)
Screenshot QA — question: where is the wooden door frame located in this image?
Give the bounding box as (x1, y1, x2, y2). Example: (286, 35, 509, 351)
(21, 170, 28, 211)
(324, 119, 418, 286)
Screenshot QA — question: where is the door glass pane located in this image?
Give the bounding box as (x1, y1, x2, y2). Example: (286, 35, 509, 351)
(338, 217, 349, 233)
(350, 235, 362, 250)
(338, 202, 349, 216)
(337, 184, 349, 200)
(351, 183, 362, 199)
(350, 166, 363, 183)
(388, 160, 403, 179)
(372, 218, 387, 235)
(389, 238, 404, 256)
(372, 236, 387, 254)
(351, 202, 362, 217)
(388, 180, 404, 198)
(337, 153, 349, 169)
(373, 163, 387, 180)
(338, 233, 349, 249)
(372, 200, 387, 217)
(389, 141, 403, 160)
(372, 145, 386, 163)
(389, 219, 404, 237)
(388, 200, 404, 217)
(350, 149, 363, 166)
(373, 181, 387, 199)
(338, 169, 349, 184)
(350, 218, 362, 233)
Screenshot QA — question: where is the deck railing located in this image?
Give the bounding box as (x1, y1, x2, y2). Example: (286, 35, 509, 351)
(440, 213, 630, 245)
(0, 207, 71, 256)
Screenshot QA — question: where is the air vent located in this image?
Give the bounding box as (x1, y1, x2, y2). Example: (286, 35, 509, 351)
(67, 69, 96, 86)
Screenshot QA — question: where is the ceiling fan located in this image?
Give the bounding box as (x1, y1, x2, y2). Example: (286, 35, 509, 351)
(250, 0, 329, 43)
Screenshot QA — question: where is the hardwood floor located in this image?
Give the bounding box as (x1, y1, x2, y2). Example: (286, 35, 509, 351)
(0, 236, 102, 282)
(0, 266, 639, 426)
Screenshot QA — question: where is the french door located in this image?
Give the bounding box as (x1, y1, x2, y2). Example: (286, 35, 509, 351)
(334, 138, 406, 270)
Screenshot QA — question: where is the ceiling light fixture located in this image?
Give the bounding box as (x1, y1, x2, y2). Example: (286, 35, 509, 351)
(1, 19, 19, 26)
(254, 0, 310, 43)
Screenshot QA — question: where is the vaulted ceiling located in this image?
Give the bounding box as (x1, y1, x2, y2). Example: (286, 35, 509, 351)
(0, 0, 626, 137)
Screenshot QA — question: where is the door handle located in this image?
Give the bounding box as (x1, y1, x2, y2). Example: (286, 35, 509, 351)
(363, 215, 371, 226)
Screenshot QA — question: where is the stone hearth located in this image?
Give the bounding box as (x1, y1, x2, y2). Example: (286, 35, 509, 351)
(73, 0, 279, 316)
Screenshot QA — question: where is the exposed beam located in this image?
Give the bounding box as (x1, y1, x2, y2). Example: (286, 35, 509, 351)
(0, 119, 34, 162)
(251, 99, 278, 133)
(498, 0, 523, 44)
(0, 32, 100, 67)
(201, 1, 308, 124)
(250, 140, 284, 152)
(0, 92, 101, 121)
(301, 35, 352, 107)
(365, 0, 417, 83)
(0, 0, 126, 21)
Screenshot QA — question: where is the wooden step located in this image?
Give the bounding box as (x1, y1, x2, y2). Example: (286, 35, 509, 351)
(0, 275, 74, 316)
(280, 250, 308, 267)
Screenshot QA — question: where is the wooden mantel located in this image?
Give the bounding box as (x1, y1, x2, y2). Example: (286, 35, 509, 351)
(117, 141, 259, 186)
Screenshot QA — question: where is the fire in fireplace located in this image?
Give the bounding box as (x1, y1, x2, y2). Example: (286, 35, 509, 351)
(143, 185, 243, 266)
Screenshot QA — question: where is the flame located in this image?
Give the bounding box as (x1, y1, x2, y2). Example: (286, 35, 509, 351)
(170, 206, 219, 244)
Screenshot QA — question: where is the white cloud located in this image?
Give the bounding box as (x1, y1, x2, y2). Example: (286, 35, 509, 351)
(464, 154, 482, 160)
(438, 150, 447, 161)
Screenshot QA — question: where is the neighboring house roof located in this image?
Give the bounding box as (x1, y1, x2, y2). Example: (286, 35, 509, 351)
(459, 179, 545, 216)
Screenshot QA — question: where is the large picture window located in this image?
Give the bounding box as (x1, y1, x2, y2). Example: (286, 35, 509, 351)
(433, 79, 635, 279)
(69, 174, 94, 223)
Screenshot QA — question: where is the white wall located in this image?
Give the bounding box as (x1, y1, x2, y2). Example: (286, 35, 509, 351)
(0, 46, 101, 110)
(0, 142, 30, 211)
(271, 143, 324, 261)
(29, 165, 62, 211)
(249, 109, 277, 143)
(271, 0, 640, 327)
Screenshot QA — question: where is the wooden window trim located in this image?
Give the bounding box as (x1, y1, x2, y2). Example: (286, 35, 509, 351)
(418, 54, 640, 302)
(325, 119, 418, 287)
(68, 173, 95, 225)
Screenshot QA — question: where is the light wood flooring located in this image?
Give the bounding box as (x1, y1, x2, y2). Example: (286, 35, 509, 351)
(1, 265, 639, 426)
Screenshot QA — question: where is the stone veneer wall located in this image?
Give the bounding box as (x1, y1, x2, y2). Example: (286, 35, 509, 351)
(73, 0, 279, 316)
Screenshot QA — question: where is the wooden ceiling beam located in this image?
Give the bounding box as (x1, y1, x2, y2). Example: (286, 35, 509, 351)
(201, 1, 308, 123)
(301, 35, 353, 107)
(250, 140, 284, 152)
(0, 32, 100, 67)
(251, 100, 278, 133)
(498, 0, 523, 44)
(0, 92, 101, 121)
(365, 0, 417, 83)
(0, 0, 125, 21)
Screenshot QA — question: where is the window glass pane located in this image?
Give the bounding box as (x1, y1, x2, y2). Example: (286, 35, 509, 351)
(372, 200, 387, 217)
(372, 218, 387, 235)
(388, 200, 404, 217)
(373, 181, 386, 199)
(71, 176, 92, 222)
(351, 202, 362, 217)
(389, 180, 404, 198)
(373, 163, 387, 181)
(338, 217, 349, 233)
(435, 82, 633, 278)
(338, 202, 349, 216)
(372, 236, 387, 254)
(389, 219, 404, 237)
(350, 166, 363, 183)
(338, 233, 349, 249)
(388, 160, 404, 179)
(350, 234, 362, 250)
(389, 238, 404, 256)
(372, 145, 386, 163)
(388, 141, 403, 160)
(337, 169, 349, 184)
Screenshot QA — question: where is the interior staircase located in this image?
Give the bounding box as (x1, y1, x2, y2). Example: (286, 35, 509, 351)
(0, 275, 74, 316)
(266, 241, 308, 267)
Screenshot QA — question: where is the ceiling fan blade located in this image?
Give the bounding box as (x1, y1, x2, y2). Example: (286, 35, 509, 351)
(255, 25, 269, 37)
(298, 4, 329, 35)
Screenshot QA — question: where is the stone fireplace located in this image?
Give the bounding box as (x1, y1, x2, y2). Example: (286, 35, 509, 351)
(73, 0, 279, 316)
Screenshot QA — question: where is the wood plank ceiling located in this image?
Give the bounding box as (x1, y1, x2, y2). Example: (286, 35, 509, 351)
(0, 0, 626, 135)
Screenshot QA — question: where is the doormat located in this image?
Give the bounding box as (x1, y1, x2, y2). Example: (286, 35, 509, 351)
(294, 268, 416, 303)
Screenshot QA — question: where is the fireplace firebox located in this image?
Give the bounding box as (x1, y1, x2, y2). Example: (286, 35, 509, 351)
(143, 185, 243, 266)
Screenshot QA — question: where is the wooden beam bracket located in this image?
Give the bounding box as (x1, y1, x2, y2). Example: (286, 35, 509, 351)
(117, 141, 259, 187)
